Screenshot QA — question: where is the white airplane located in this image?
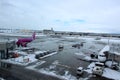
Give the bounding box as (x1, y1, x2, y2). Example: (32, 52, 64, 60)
(75, 45, 110, 62)
(98, 45, 110, 62)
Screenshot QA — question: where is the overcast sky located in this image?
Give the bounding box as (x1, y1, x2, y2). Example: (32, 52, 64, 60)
(0, 0, 120, 33)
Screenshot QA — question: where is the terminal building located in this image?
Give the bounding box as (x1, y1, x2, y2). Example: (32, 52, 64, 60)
(0, 39, 16, 68)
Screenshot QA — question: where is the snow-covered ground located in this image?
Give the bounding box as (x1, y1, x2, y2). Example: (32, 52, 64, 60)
(1, 54, 37, 66)
(75, 52, 99, 62)
(65, 36, 120, 44)
(103, 68, 120, 80)
(0, 33, 46, 37)
(39, 69, 77, 80)
(39, 51, 58, 59)
(26, 61, 46, 69)
(72, 36, 120, 80)
(0, 50, 58, 66)
(84, 62, 120, 80)
(1, 34, 120, 80)
(16, 36, 120, 79)
(26, 60, 78, 80)
(10, 50, 27, 55)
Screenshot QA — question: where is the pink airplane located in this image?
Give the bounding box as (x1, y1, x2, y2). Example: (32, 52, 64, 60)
(16, 32, 36, 47)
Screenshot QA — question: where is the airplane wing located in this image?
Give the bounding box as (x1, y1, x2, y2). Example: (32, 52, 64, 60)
(99, 45, 110, 54)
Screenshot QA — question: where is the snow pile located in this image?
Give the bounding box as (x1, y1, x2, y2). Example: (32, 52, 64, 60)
(62, 71, 77, 80)
(79, 37, 94, 41)
(34, 51, 47, 54)
(84, 56, 91, 61)
(26, 60, 77, 80)
(75, 52, 89, 61)
(103, 68, 120, 80)
(78, 75, 94, 80)
(11, 50, 27, 55)
(39, 69, 77, 80)
(40, 51, 58, 59)
(38, 60, 77, 80)
(1, 54, 38, 66)
(75, 52, 85, 56)
(100, 38, 120, 44)
(26, 61, 46, 69)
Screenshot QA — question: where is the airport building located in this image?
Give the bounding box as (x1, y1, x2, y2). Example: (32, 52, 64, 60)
(0, 39, 16, 68)
(43, 28, 54, 35)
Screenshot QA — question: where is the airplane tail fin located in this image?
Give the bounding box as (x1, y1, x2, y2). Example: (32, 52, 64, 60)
(32, 32, 36, 40)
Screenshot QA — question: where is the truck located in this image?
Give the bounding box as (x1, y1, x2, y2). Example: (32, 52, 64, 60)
(92, 62, 104, 76)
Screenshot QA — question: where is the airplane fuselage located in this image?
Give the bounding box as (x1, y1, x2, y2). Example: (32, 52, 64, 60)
(16, 38, 33, 47)
(16, 32, 36, 47)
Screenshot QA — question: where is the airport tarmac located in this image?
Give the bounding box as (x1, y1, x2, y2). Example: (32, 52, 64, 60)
(28, 37, 109, 80)
(0, 35, 116, 80)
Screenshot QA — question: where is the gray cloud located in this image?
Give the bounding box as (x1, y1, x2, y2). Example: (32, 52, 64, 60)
(0, 0, 120, 33)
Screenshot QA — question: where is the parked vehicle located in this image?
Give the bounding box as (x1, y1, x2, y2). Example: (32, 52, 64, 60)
(35, 53, 45, 59)
(35, 50, 57, 59)
(9, 52, 19, 58)
(77, 67, 84, 75)
(72, 44, 81, 48)
(92, 62, 104, 76)
(58, 45, 64, 51)
(47, 50, 56, 54)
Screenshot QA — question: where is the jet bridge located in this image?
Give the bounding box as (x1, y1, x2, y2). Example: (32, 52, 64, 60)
(0, 39, 16, 68)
